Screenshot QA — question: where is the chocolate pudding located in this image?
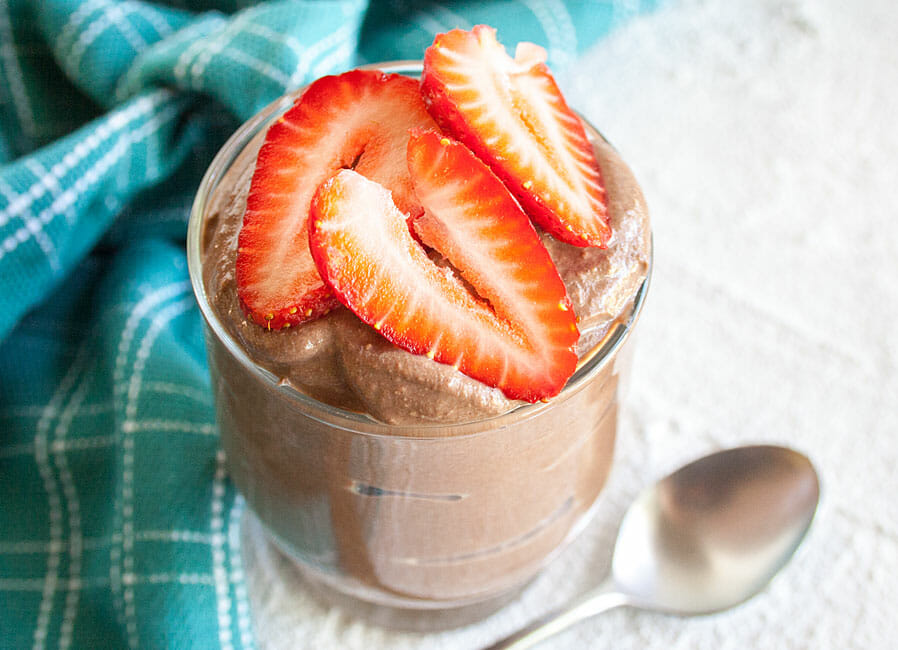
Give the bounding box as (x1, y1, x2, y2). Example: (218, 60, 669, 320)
(187, 65, 650, 615)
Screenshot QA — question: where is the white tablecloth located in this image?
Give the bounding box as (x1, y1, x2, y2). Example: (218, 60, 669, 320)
(244, 1, 898, 647)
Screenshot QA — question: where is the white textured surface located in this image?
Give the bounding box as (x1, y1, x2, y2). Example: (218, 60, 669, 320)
(245, 0, 898, 647)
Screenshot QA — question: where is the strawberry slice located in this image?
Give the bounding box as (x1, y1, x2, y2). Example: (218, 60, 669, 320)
(236, 70, 436, 330)
(309, 132, 579, 402)
(421, 26, 611, 248)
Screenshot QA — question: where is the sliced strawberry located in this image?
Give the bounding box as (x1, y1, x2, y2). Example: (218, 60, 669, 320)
(309, 135, 579, 402)
(408, 129, 579, 357)
(236, 69, 436, 330)
(421, 26, 610, 248)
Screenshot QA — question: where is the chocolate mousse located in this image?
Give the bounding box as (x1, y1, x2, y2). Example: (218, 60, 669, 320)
(201, 123, 649, 424)
(189, 32, 650, 616)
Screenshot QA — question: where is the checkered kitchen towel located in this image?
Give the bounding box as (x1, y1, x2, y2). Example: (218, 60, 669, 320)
(0, 1, 657, 647)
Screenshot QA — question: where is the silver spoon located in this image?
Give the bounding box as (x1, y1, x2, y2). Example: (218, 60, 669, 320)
(487, 445, 820, 649)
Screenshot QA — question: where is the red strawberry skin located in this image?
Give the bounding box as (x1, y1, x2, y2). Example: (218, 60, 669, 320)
(236, 70, 436, 330)
(309, 134, 579, 402)
(421, 25, 611, 248)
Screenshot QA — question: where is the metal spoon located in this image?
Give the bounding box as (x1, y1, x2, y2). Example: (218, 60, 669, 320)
(487, 445, 820, 649)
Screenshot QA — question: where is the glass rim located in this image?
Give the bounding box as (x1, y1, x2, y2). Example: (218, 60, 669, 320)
(186, 60, 653, 440)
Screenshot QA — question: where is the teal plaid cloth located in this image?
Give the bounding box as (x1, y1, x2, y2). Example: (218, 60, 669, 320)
(0, 1, 656, 647)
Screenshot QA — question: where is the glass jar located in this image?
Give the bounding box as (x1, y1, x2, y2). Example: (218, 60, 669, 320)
(187, 62, 650, 628)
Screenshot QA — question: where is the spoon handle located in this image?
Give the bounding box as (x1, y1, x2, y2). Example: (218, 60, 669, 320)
(484, 578, 629, 650)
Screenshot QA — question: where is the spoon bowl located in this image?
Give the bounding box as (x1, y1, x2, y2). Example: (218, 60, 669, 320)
(613, 445, 819, 614)
(488, 445, 820, 649)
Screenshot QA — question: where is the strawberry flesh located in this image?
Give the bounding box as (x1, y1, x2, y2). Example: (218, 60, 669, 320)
(421, 26, 611, 248)
(309, 132, 579, 402)
(236, 70, 436, 330)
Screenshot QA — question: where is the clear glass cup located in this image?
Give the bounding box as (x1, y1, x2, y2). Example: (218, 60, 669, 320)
(187, 62, 651, 628)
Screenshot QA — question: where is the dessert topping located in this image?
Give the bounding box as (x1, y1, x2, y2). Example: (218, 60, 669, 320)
(236, 26, 613, 398)
(421, 25, 611, 248)
(236, 70, 436, 329)
(308, 131, 579, 402)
